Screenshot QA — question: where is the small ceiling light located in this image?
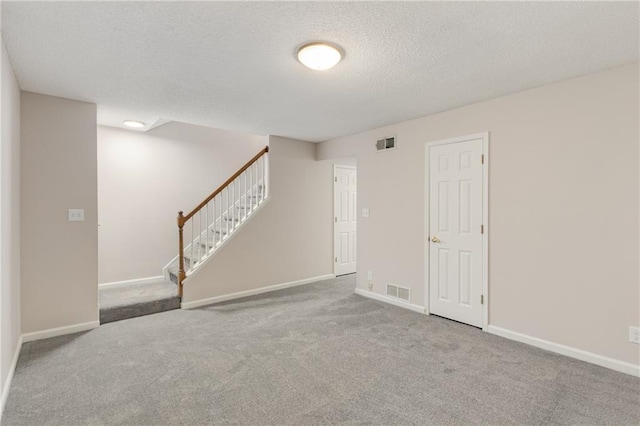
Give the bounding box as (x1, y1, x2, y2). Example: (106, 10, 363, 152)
(297, 42, 343, 71)
(123, 120, 145, 129)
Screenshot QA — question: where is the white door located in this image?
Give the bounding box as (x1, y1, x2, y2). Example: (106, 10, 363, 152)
(429, 138, 484, 327)
(334, 166, 357, 276)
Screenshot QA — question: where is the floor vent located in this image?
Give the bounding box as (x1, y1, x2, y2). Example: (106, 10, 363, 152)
(386, 284, 411, 302)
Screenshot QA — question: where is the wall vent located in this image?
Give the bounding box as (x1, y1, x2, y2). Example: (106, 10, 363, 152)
(386, 283, 411, 302)
(376, 136, 396, 152)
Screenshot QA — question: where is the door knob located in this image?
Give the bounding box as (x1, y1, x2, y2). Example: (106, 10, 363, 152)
(431, 236, 440, 243)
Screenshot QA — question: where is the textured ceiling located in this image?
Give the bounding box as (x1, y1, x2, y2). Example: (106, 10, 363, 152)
(2, 2, 638, 142)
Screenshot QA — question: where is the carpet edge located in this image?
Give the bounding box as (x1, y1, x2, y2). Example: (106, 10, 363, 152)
(0, 335, 22, 420)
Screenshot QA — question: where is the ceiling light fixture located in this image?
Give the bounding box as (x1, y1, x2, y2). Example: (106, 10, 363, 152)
(297, 42, 343, 71)
(123, 120, 145, 129)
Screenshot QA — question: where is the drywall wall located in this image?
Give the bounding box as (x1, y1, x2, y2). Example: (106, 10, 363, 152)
(317, 63, 640, 366)
(0, 37, 21, 412)
(97, 124, 267, 284)
(21, 92, 98, 333)
(183, 136, 333, 303)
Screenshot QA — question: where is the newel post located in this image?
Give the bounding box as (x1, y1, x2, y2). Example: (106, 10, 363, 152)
(177, 211, 186, 298)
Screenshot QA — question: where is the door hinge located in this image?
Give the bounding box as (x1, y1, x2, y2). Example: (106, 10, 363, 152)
(481, 224, 484, 234)
(335, 257, 337, 263)
(334, 177, 337, 183)
(481, 295, 484, 305)
(481, 154, 485, 164)
(335, 217, 337, 223)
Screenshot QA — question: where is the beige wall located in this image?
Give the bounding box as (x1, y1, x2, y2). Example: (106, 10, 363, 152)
(21, 92, 98, 333)
(317, 63, 640, 366)
(1, 38, 21, 406)
(97, 123, 267, 284)
(183, 136, 333, 303)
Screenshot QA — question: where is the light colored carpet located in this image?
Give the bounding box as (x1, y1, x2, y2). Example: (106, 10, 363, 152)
(98, 280, 180, 324)
(3, 275, 639, 425)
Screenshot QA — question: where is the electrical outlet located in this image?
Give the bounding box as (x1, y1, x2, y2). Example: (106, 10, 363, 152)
(367, 271, 373, 281)
(629, 326, 640, 344)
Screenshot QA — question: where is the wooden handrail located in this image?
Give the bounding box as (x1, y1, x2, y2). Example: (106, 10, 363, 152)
(179, 146, 269, 224)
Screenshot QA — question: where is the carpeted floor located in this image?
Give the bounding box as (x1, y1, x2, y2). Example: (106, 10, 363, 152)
(98, 280, 180, 324)
(3, 275, 639, 425)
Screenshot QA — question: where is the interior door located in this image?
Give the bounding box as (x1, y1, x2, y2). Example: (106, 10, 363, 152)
(429, 138, 484, 327)
(334, 166, 357, 276)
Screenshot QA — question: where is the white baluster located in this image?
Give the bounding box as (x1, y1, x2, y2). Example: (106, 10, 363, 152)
(259, 162, 262, 204)
(222, 188, 225, 239)
(231, 178, 235, 232)
(213, 194, 220, 249)
(264, 152, 269, 199)
(196, 212, 199, 265)
(212, 197, 216, 248)
(236, 178, 240, 223)
(205, 201, 209, 255)
(253, 162, 258, 206)
(243, 170, 247, 221)
(256, 159, 260, 204)
(226, 187, 230, 237)
(198, 211, 202, 262)
(260, 157, 264, 203)
(190, 219, 194, 272)
(257, 158, 261, 203)
(249, 163, 253, 213)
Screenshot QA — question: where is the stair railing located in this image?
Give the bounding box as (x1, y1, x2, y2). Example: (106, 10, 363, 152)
(176, 146, 269, 296)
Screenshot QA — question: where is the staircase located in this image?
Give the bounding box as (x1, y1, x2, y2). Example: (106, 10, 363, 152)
(164, 146, 270, 295)
(98, 146, 270, 324)
(166, 183, 266, 284)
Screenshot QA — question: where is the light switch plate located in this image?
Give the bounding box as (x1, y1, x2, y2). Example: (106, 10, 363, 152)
(362, 208, 370, 218)
(68, 209, 84, 222)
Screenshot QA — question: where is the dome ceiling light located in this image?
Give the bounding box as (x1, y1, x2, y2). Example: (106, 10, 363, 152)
(123, 120, 146, 129)
(297, 42, 343, 71)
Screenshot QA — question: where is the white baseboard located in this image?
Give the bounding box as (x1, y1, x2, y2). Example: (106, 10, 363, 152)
(98, 275, 164, 288)
(487, 325, 640, 377)
(181, 273, 335, 310)
(0, 335, 23, 418)
(354, 288, 427, 314)
(22, 320, 100, 343)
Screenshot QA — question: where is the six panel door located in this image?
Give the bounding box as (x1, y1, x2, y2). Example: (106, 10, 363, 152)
(428, 138, 484, 327)
(334, 166, 357, 276)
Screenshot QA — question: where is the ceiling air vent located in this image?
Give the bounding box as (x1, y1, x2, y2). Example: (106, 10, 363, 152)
(376, 136, 396, 152)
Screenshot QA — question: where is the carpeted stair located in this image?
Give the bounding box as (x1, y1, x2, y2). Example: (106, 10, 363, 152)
(99, 280, 181, 324)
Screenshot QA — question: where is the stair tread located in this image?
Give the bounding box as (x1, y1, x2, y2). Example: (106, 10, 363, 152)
(99, 280, 178, 311)
(99, 297, 181, 324)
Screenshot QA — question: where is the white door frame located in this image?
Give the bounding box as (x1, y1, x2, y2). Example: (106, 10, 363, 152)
(424, 132, 489, 330)
(334, 164, 357, 276)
